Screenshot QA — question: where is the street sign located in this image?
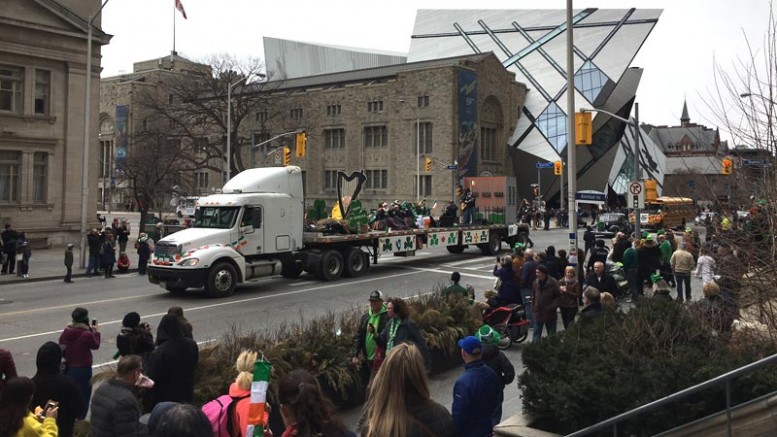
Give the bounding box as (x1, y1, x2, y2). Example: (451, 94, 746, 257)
(639, 212, 649, 224)
(629, 181, 645, 209)
(535, 161, 555, 169)
(446, 164, 459, 170)
(274, 148, 282, 165)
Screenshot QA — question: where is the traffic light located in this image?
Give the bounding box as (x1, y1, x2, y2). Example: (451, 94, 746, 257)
(456, 186, 462, 198)
(283, 146, 291, 166)
(721, 157, 733, 175)
(575, 112, 593, 145)
(425, 157, 432, 172)
(554, 160, 563, 176)
(295, 131, 307, 158)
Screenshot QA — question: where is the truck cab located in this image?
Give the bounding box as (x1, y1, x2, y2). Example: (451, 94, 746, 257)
(147, 166, 304, 297)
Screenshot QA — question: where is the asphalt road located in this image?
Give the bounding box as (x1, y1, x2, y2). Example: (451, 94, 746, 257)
(0, 227, 571, 424)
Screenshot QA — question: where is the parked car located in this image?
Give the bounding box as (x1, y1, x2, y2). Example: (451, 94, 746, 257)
(596, 212, 631, 236)
(695, 211, 716, 225)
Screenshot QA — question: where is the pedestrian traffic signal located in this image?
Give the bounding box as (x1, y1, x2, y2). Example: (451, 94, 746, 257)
(721, 157, 733, 175)
(283, 146, 291, 166)
(554, 160, 563, 176)
(295, 131, 307, 158)
(425, 157, 432, 172)
(575, 111, 593, 145)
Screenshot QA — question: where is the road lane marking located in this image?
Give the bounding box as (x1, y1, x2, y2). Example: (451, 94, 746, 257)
(0, 293, 161, 317)
(441, 257, 489, 267)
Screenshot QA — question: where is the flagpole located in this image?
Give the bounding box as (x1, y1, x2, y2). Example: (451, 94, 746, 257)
(172, 0, 176, 60)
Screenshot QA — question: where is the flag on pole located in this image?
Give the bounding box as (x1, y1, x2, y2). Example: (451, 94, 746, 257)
(174, 0, 187, 19)
(246, 359, 271, 437)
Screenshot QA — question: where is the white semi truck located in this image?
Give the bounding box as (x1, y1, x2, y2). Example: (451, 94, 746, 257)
(147, 166, 526, 297)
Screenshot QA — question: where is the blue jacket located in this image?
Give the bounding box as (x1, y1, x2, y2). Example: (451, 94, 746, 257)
(452, 360, 501, 437)
(493, 265, 520, 304)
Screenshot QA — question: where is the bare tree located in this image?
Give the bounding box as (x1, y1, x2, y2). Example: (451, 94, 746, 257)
(702, 4, 777, 340)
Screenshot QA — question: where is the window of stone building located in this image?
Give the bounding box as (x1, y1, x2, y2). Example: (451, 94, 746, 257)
(365, 169, 388, 190)
(415, 175, 432, 197)
(0, 151, 21, 203)
(414, 122, 433, 154)
(364, 126, 387, 147)
(256, 110, 268, 122)
(324, 128, 345, 149)
(418, 95, 430, 108)
(34, 70, 50, 115)
(0, 66, 23, 114)
(196, 171, 209, 188)
(367, 100, 384, 113)
(168, 94, 174, 105)
(327, 104, 341, 116)
(99, 140, 112, 178)
(480, 127, 497, 161)
(324, 170, 341, 192)
(291, 108, 303, 119)
(33, 152, 48, 202)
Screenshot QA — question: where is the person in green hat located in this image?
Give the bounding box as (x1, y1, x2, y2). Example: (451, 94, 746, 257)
(651, 272, 673, 301)
(474, 325, 514, 426)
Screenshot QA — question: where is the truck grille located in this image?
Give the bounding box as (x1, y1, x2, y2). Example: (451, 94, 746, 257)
(154, 242, 180, 258)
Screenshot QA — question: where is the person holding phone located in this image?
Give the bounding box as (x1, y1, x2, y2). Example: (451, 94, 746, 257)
(32, 341, 86, 437)
(0, 377, 58, 436)
(58, 307, 100, 418)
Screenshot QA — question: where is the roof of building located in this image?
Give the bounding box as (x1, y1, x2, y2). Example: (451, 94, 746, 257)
(36, 0, 108, 38)
(245, 52, 496, 94)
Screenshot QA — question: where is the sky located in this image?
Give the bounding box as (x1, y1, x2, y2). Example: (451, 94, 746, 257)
(100, 0, 773, 141)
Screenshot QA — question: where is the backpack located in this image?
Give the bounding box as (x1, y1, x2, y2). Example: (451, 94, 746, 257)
(202, 394, 249, 437)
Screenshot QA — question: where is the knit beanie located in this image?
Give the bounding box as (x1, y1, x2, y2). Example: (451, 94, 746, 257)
(71, 307, 89, 324)
(122, 312, 141, 328)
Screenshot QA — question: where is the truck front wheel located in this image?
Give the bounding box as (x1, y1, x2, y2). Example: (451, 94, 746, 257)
(205, 262, 237, 297)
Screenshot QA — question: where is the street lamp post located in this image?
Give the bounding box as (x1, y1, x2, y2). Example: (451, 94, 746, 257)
(565, 0, 579, 265)
(79, 0, 111, 269)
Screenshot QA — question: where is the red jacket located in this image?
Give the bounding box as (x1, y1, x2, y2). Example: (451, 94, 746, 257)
(58, 324, 100, 368)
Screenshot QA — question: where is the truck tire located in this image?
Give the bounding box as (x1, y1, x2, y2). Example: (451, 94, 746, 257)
(342, 247, 368, 278)
(318, 250, 343, 281)
(165, 285, 186, 294)
(205, 261, 237, 297)
(281, 257, 302, 278)
(446, 244, 466, 254)
(479, 234, 501, 256)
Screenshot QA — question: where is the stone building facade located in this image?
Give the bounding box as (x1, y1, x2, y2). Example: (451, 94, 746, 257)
(238, 53, 525, 212)
(0, 0, 107, 246)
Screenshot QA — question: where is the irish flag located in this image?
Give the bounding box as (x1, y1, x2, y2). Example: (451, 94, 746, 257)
(246, 359, 271, 437)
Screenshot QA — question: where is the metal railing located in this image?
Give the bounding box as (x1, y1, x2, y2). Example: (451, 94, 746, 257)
(565, 352, 777, 437)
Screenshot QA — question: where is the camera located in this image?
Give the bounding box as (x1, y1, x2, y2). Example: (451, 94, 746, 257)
(91, 319, 97, 326)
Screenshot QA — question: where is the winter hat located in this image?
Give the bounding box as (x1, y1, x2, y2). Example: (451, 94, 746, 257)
(122, 312, 141, 329)
(475, 325, 501, 345)
(650, 272, 663, 284)
(71, 307, 89, 324)
(36, 341, 63, 374)
(368, 290, 384, 302)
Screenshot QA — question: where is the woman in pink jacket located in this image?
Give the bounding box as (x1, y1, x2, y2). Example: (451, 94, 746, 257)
(58, 307, 100, 418)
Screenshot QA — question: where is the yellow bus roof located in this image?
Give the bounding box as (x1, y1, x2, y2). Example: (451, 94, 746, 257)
(651, 197, 695, 203)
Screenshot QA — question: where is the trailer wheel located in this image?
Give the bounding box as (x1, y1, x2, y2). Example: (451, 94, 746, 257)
(446, 244, 466, 254)
(342, 247, 368, 278)
(205, 261, 237, 297)
(281, 257, 302, 278)
(165, 285, 186, 294)
(479, 234, 501, 256)
(319, 250, 343, 281)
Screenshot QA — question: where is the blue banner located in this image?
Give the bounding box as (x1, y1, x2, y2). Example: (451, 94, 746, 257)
(457, 70, 478, 179)
(114, 105, 129, 175)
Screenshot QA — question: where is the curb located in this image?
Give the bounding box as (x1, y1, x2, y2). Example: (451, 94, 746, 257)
(0, 268, 140, 286)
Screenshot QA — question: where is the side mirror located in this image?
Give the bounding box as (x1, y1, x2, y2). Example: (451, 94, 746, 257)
(252, 209, 262, 228)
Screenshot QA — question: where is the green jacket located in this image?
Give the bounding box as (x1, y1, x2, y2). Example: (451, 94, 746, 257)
(659, 240, 673, 264)
(443, 282, 469, 297)
(622, 247, 638, 271)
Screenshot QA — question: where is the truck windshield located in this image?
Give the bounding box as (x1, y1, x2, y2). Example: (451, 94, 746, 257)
(194, 206, 239, 229)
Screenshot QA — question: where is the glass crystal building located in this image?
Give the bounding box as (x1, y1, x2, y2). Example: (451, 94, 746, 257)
(407, 8, 664, 204)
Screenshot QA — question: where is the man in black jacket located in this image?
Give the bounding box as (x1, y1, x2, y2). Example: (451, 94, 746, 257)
(587, 261, 621, 298)
(586, 239, 610, 273)
(1, 224, 17, 274)
(90, 354, 150, 437)
(86, 228, 102, 276)
(32, 342, 86, 437)
(351, 290, 390, 384)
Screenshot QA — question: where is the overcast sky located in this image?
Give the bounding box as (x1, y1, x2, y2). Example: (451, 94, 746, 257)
(100, 0, 772, 140)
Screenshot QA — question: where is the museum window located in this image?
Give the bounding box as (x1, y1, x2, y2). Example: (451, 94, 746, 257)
(367, 100, 384, 113)
(324, 170, 341, 192)
(414, 122, 433, 154)
(324, 128, 345, 149)
(364, 125, 387, 147)
(480, 126, 497, 161)
(0, 66, 23, 114)
(327, 104, 341, 116)
(290, 108, 303, 119)
(536, 101, 568, 153)
(255, 110, 268, 122)
(34, 70, 50, 115)
(0, 151, 21, 203)
(418, 95, 430, 108)
(196, 171, 209, 188)
(414, 175, 432, 197)
(365, 169, 388, 190)
(33, 152, 48, 202)
(99, 140, 113, 178)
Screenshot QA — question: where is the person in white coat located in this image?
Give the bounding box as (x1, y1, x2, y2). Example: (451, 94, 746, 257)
(694, 246, 716, 286)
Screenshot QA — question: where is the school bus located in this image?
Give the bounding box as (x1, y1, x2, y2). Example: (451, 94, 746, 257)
(629, 197, 696, 230)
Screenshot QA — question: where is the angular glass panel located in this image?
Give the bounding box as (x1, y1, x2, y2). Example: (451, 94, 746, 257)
(574, 60, 610, 104)
(536, 101, 568, 153)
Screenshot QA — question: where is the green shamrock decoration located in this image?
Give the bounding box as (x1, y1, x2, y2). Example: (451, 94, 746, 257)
(382, 239, 393, 252)
(429, 234, 440, 246)
(308, 199, 328, 221)
(403, 236, 414, 250)
(347, 199, 369, 229)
